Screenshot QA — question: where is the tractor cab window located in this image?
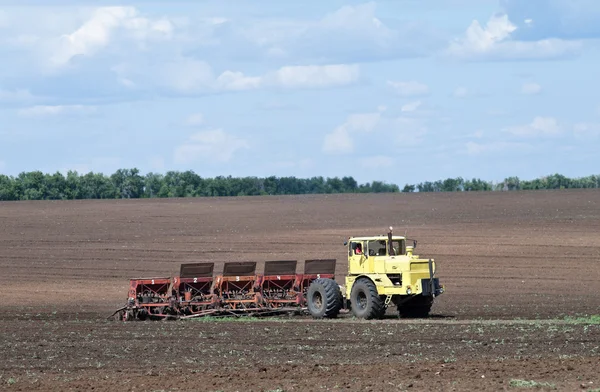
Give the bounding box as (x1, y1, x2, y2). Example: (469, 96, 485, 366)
(350, 242, 363, 256)
(367, 240, 388, 256)
(390, 239, 406, 256)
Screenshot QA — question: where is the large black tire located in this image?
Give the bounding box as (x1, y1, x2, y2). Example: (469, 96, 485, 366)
(350, 278, 385, 320)
(306, 278, 343, 318)
(398, 296, 433, 318)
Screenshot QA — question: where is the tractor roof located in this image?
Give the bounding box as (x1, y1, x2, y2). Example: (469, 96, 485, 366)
(349, 235, 406, 241)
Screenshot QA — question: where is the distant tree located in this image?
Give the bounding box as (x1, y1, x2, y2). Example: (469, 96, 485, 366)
(464, 178, 492, 191)
(325, 177, 345, 194)
(502, 176, 521, 191)
(111, 168, 144, 198)
(45, 172, 67, 200)
(144, 172, 164, 198)
(417, 181, 434, 192)
(441, 177, 464, 192)
(17, 171, 46, 200)
(402, 184, 415, 193)
(341, 176, 358, 192)
(0, 175, 16, 201)
(64, 170, 81, 199)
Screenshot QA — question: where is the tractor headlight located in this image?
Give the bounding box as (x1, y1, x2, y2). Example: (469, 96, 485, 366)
(406, 288, 412, 295)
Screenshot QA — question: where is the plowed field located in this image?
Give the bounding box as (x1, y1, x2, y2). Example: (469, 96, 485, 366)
(1, 190, 600, 391)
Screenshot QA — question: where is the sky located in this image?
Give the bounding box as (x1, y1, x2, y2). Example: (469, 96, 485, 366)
(0, 0, 599, 186)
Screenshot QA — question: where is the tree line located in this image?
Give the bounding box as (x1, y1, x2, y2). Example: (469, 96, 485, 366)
(0, 169, 399, 201)
(0, 169, 598, 201)
(403, 173, 600, 193)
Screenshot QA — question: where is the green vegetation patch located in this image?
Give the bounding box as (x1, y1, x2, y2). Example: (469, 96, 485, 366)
(509, 379, 556, 389)
(563, 314, 600, 324)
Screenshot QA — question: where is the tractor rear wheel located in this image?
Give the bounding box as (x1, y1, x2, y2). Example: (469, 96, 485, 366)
(398, 296, 433, 318)
(306, 278, 343, 318)
(350, 278, 384, 319)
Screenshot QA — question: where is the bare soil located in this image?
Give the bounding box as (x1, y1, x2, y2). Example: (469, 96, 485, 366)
(1, 190, 600, 391)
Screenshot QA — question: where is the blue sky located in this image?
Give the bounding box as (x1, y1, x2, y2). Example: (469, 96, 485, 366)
(0, 0, 599, 185)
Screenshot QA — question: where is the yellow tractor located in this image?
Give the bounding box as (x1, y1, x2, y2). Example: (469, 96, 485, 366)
(306, 227, 444, 319)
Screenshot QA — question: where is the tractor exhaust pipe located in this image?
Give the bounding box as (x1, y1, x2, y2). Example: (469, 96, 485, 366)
(388, 226, 393, 255)
(428, 258, 435, 298)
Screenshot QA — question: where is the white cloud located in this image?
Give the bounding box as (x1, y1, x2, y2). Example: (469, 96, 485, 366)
(216, 71, 262, 91)
(465, 140, 531, 155)
(446, 13, 581, 61)
(322, 110, 383, 154)
(504, 116, 562, 137)
(0, 88, 35, 103)
(360, 155, 395, 169)
(118, 77, 136, 88)
(235, 2, 443, 64)
(401, 101, 422, 113)
(18, 105, 96, 117)
(49, 6, 174, 68)
(392, 117, 428, 145)
(500, 0, 600, 41)
(322, 126, 354, 155)
(343, 112, 382, 132)
(521, 82, 542, 95)
(119, 58, 359, 94)
(174, 129, 249, 164)
(5, 34, 40, 48)
(185, 113, 204, 126)
(150, 58, 215, 93)
(0, 10, 8, 29)
(387, 80, 429, 97)
(323, 107, 427, 155)
(453, 86, 469, 98)
(267, 64, 360, 89)
(573, 123, 600, 140)
(452, 86, 489, 99)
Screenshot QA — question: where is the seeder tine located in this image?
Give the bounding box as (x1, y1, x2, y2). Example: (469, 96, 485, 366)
(179, 262, 215, 278)
(304, 259, 337, 275)
(223, 261, 257, 276)
(264, 260, 297, 276)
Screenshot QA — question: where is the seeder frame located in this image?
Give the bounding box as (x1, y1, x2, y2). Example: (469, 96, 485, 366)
(112, 258, 338, 321)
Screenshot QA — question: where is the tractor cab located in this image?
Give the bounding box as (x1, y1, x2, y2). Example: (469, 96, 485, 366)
(345, 227, 419, 275)
(348, 236, 412, 257)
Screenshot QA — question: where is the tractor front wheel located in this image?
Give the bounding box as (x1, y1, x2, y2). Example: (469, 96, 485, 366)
(306, 278, 343, 319)
(350, 278, 385, 319)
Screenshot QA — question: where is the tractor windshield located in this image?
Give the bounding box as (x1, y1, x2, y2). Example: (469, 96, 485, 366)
(366, 239, 406, 256)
